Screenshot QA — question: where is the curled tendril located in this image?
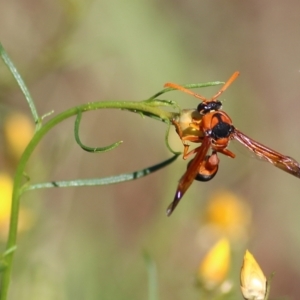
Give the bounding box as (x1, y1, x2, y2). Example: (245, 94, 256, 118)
(164, 119, 181, 155)
(74, 110, 123, 153)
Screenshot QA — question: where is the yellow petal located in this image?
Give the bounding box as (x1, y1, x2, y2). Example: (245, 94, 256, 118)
(240, 250, 266, 300)
(0, 172, 35, 239)
(198, 238, 230, 289)
(0, 173, 13, 221)
(0, 173, 13, 238)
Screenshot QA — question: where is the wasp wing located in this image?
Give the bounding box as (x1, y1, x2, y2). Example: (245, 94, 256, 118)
(232, 129, 300, 178)
(166, 137, 211, 216)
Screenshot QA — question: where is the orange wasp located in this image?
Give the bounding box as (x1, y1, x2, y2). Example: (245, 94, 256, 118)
(165, 71, 300, 216)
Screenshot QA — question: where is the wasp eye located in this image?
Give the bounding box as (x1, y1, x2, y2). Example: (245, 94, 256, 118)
(197, 103, 207, 114)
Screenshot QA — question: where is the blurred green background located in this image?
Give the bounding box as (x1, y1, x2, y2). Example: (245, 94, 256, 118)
(1, 0, 300, 299)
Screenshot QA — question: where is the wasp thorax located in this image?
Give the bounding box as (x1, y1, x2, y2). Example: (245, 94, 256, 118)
(211, 122, 233, 139)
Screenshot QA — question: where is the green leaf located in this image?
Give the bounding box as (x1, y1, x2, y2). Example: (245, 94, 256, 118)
(24, 154, 179, 191)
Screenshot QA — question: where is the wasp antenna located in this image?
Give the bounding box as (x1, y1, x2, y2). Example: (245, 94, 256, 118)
(164, 82, 207, 102)
(211, 71, 240, 101)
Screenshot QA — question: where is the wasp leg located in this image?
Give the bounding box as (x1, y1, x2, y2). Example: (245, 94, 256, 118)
(217, 148, 236, 158)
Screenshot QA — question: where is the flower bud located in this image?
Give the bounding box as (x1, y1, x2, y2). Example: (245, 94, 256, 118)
(198, 238, 230, 290)
(240, 250, 267, 300)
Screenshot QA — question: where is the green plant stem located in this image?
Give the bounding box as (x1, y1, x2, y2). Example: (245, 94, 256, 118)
(143, 252, 159, 300)
(0, 43, 40, 127)
(0, 100, 176, 300)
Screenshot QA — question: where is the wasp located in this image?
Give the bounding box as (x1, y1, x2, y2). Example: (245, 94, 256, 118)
(165, 71, 300, 216)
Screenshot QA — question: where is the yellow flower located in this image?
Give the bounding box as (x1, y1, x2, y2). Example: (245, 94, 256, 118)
(0, 173, 13, 222)
(0, 172, 34, 239)
(198, 238, 230, 290)
(240, 250, 267, 300)
(4, 112, 34, 160)
(203, 190, 251, 240)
